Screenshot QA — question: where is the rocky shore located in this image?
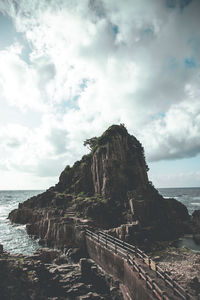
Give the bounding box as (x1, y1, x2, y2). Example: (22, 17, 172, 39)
(152, 246, 200, 298)
(9, 125, 192, 250)
(0, 244, 123, 300)
(6, 124, 200, 299)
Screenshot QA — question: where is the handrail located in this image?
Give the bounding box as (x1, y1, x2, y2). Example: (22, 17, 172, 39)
(85, 229, 191, 300)
(99, 230, 190, 299)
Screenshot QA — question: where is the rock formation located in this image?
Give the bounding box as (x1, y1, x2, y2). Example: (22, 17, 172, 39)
(9, 124, 191, 249)
(191, 210, 200, 244)
(0, 246, 123, 300)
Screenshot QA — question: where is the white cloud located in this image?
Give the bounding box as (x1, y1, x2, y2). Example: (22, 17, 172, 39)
(149, 169, 200, 188)
(140, 89, 200, 161)
(0, 0, 200, 188)
(0, 43, 45, 111)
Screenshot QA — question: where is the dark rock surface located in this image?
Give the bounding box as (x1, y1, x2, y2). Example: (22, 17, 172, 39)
(192, 210, 200, 229)
(9, 124, 191, 249)
(0, 248, 123, 300)
(191, 210, 200, 244)
(155, 247, 200, 298)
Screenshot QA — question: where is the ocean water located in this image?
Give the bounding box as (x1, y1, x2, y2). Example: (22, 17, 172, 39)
(158, 187, 200, 215)
(0, 190, 43, 254)
(159, 187, 200, 252)
(0, 188, 200, 254)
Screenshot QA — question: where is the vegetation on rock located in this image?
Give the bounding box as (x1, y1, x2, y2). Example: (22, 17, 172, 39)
(9, 124, 192, 247)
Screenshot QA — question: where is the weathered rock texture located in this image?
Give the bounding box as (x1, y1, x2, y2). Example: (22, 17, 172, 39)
(156, 247, 200, 298)
(9, 124, 191, 248)
(0, 248, 123, 300)
(55, 125, 149, 200)
(90, 126, 148, 200)
(191, 210, 200, 244)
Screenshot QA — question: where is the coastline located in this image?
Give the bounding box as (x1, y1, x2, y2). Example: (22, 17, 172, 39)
(153, 246, 200, 297)
(2, 126, 200, 299)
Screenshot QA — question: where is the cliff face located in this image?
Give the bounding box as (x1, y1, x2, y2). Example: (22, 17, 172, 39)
(9, 124, 191, 248)
(57, 154, 94, 195)
(56, 124, 148, 201)
(91, 127, 148, 200)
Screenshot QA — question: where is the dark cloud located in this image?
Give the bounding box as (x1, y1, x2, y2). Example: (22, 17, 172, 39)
(165, 0, 193, 10)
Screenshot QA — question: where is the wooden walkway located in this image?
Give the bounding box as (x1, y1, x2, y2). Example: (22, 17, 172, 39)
(85, 229, 193, 300)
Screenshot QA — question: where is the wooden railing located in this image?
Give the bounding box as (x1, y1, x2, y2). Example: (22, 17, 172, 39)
(85, 229, 191, 300)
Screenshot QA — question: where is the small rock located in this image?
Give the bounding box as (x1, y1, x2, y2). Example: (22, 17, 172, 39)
(38, 239, 46, 246)
(80, 258, 94, 279)
(189, 277, 200, 295)
(78, 292, 102, 300)
(70, 247, 85, 262)
(193, 234, 200, 245)
(53, 254, 68, 265)
(34, 248, 60, 263)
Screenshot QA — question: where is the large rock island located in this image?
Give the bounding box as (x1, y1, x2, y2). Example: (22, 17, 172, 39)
(9, 124, 191, 252)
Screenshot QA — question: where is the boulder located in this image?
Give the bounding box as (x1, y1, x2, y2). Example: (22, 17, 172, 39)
(193, 234, 200, 245)
(188, 277, 200, 295)
(0, 250, 121, 299)
(191, 210, 200, 244)
(33, 248, 61, 263)
(192, 210, 200, 229)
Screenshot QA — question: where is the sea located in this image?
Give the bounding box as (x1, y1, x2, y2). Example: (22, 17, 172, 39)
(0, 188, 200, 254)
(158, 187, 200, 215)
(0, 190, 43, 255)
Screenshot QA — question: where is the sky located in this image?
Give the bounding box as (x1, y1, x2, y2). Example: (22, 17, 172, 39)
(0, 0, 200, 190)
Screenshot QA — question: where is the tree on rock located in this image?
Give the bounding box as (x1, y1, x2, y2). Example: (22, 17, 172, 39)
(83, 137, 98, 151)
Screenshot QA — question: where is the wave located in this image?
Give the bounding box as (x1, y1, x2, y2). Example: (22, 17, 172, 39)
(164, 196, 179, 199)
(0, 190, 42, 254)
(192, 196, 200, 201)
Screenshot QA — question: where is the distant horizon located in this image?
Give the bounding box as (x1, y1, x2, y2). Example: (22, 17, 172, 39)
(0, 186, 200, 191)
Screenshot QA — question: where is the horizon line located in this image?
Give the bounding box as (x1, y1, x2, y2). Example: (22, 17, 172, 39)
(0, 186, 199, 191)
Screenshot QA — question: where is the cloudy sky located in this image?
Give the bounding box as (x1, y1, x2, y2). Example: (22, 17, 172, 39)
(0, 0, 200, 190)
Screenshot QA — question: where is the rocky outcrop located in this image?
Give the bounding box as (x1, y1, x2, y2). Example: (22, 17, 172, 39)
(192, 210, 200, 229)
(9, 124, 191, 248)
(57, 154, 94, 195)
(90, 125, 148, 200)
(0, 248, 123, 300)
(191, 210, 200, 244)
(9, 206, 91, 253)
(45, 124, 149, 207)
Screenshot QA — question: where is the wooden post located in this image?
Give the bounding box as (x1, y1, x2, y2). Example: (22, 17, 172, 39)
(145, 273, 148, 288)
(115, 240, 117, 253)
(186, 291, 191, 300)
(149, 257, 151, 269)
(155, 264, 158, 277)
(127, 252, 130, 264)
